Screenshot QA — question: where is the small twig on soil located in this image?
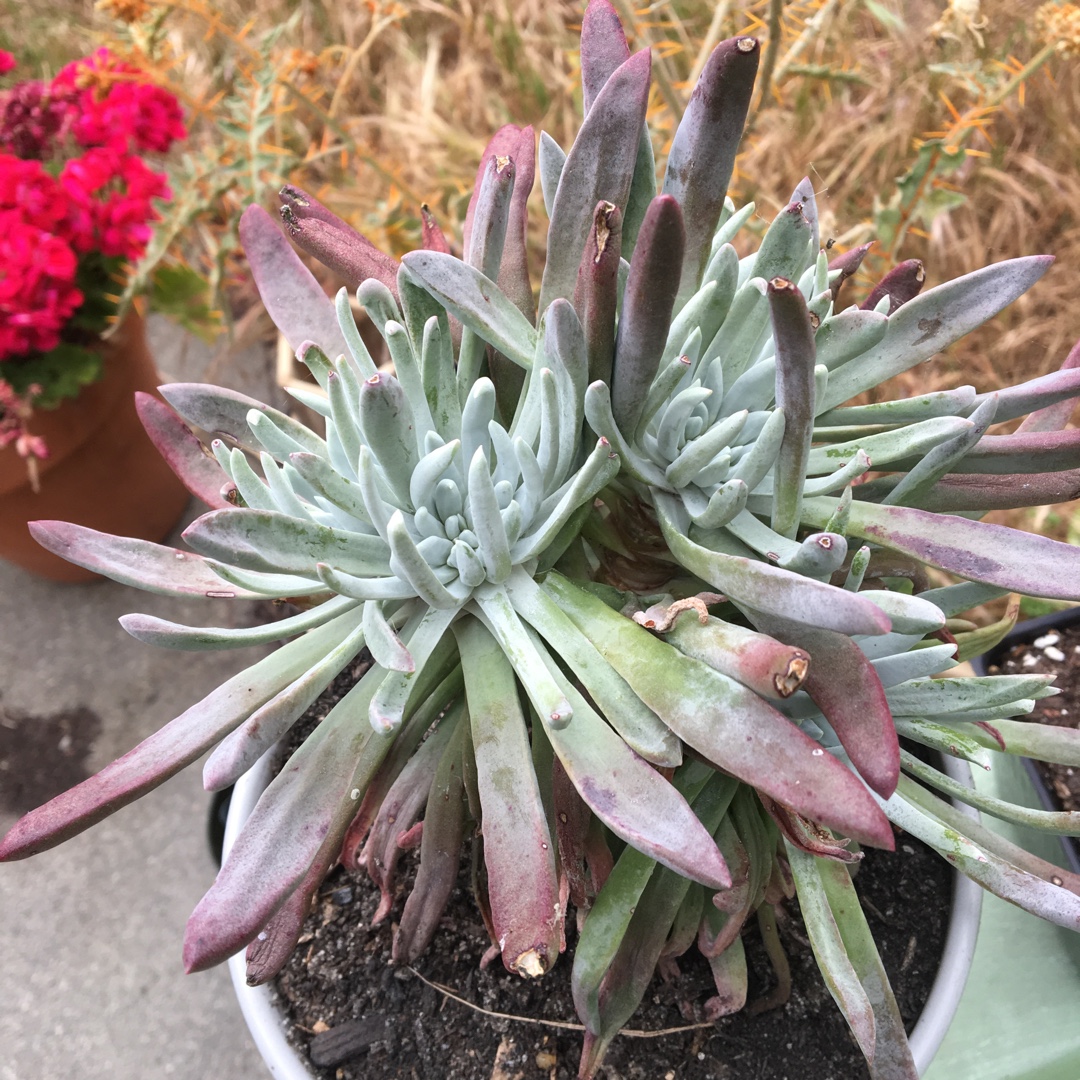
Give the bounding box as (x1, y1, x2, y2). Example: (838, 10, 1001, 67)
(406, 967, 716, 1039)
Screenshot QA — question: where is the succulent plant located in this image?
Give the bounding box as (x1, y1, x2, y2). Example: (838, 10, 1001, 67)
(6, 4, 1080, 1078)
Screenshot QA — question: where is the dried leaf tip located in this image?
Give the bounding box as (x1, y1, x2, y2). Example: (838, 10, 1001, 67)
(736, 37, 758, 53)
(774, 655, 809, 698)
(278, 184, 309, 207)
(513, 948, 547, 978)
(769, 276, 797, 291)
(593, 202, 617, 262)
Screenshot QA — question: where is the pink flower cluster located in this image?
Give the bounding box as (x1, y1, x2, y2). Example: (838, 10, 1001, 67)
(0, 157, 83, 357)
(0, 49, 184, 362)
(51, 49, 186, 155)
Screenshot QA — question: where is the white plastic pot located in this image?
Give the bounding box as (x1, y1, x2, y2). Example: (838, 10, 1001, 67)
(225, 749, 982, 1079)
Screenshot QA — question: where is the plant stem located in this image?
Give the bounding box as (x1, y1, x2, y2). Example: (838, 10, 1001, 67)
(755, 0, 786, 113)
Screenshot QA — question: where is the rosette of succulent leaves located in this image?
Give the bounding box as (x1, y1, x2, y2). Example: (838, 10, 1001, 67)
(7, 4, 1080, 1078)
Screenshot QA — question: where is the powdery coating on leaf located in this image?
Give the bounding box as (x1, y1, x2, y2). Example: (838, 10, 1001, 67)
(238, 205, 350, 361)
(134, 393, 231, 510)
(662, 36, 760, 300)
(539, 48, 651, 311)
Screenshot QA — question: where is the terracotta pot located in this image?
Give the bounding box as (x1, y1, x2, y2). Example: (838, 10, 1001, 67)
(0, 313, 191, 582)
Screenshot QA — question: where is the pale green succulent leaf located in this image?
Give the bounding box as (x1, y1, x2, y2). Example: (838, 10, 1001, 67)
(816, 850, 918, 1080)
(900, 750, 1080, 836)
(869, 643, 958, 688)
(804, 416, 971, 475)
(891, 717, 993, 770)
(786, 843, 880, 1067)
(118, 593, 358, 651)
(822, 256, 1054, 409)
(507, 569, 681, 765)
(183, 508, 391, 578)
(369, 606, 459, 732)
(886, 674, 1055, 717)
(203, 613, 371, 791)
(816, 386, 976, 427)
(654, 494, 891, 636)
(455, 618, 561, 976)
(402, 251, 537, 370)
(801, 495, 1080, 599)
(881, 777, 1080, 931)
(538, 131, 565, 218)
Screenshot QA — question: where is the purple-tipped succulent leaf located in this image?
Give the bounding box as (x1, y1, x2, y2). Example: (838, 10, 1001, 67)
(393, 719, 468, 964)
(498, 125, 537, 324)
(574, 201, 623, 386)
(419, 204, 451, 253)
(860, 258, 926, 315)
(580, 0, 631, 113)
(185, 669, 394, 972)
(611, 195, 686, 434)
(135, 393, 230, 509)
(278, 185, 400, 298)
(239, 205, 350, 359)
(544, 574, 895, 850)
(759, 794, 863, 863)
(1019, 338, 1080, 433)
(768, 277, 816, 539)
(0, 620, 351, 861)
(753, 615, 900, 799)
(828, 242, 873, 304)
(663, 615, 809, 701)
(463, 125, 524, 256)
(887, 469, 1080, 512)
(943, 427, 1080, 474)
(983, 360, 1080, 426)
(823, 255, 1054, 409)
(245, 787, 360, 985)
(539, 48, 651, 311)
(457, 619, 562, 976)
(26, 522, 261, 598)
(540, 658, 733, 888)
(662, 36, 760, 303)
(362, 712, 455, 924)
(801, 495, 1080, 600)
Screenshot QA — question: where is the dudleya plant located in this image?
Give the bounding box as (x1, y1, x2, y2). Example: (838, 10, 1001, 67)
(6, 5, 1080, 1078)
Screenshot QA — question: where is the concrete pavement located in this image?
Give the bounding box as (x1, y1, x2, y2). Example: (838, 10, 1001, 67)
(0, 315, 285, 1080)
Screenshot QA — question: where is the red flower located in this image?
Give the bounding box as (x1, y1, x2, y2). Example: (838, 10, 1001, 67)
(51, 49, 186, 155)
(60, 147, 170, 259)
(0, 52, 15, 76)
(0, 53, 184, 363)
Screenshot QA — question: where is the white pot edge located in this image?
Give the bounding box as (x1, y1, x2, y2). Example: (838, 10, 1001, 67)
(225, 751, 316, 1080)
(224, 749, 983, 1080)
(910, 754, 983, 1075)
